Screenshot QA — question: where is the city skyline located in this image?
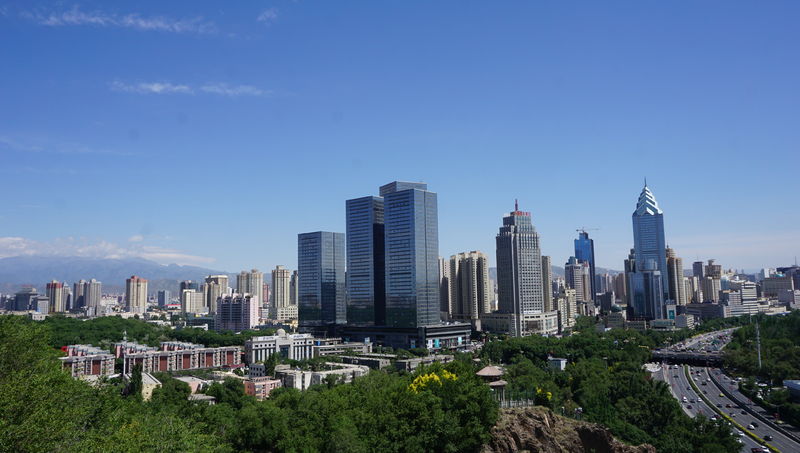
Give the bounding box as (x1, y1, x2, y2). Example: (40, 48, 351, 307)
(2, 2, 798, 272)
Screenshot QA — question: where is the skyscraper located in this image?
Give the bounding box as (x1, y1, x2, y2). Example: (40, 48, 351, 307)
(629, 183, 667, 319)
(298, 231, 346, 329)
(346, 195, 385, 326)
(541, 255, 553, 312)
(496, 201, 545, 336)
(46, 280, 66, 313)
(84, 279, 102, 314)
(564, 256, 592, 303)
(289, 270, 299, 306)
(574, 231, 596, 303)
(438, 257, 452, 317)
(204, 275, 229, 314)
(125, 275, 148, 313)
(666, 247, 687, 305)
(236, 270, 264, 305)
(271, 266, 291, 308)
(157, 290, 171, 308)
(692, 261, 705, 280)
(381, 181, 440, 328)
(73, 280, 86, 310)
(448, 251, 491, 322)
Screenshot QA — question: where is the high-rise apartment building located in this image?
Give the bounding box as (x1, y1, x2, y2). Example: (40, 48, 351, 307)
(346, 195, 386, 326)
(84, 279, 102, 313)
(628, 183, 667, 319)
(666, 247, 687, 305)
(298, 231, 346, 329)
(496, 201, 545, 336)
(271, 266, 292, 309)
(126, 275, 148, 313)
(447, 251, 491, 322)
(574, 231, 596, 303)
(181, 289, 205, 314)
(381, 181, 440, 328)
(216, 294, 259, 332)
(564, 256, 592, 303)
(73, 280, 86, 310)
(204, 275, 229, 314)
(236, 270, 264, 305)
(541, 255, 553, 312)
(46, 280, 66, 313)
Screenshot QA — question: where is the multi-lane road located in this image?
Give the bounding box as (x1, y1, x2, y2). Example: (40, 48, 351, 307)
(657, 363, 762, 452)
(654, 327, 800, 452)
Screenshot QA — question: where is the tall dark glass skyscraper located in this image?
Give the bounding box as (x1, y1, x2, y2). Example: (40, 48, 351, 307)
(346, 196, 385, 326)
(574, 231, 596, 303)
(298, 231, 346, 328)
(381, 181, 440, 328)
(628, 183, 668, 319)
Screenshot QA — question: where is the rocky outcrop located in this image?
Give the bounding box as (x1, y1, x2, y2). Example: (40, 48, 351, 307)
(482, 407, 656, 453)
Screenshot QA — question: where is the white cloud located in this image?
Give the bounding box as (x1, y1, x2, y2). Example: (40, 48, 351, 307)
(200, 83, 270, 97)
(257, 8, 278, 25)
(111, 81, 270, 97)
(23, 6, 216, 34)
(128, 235, 144, 243)
(110, 80, 193, 95)
(0, 236, 214, 266)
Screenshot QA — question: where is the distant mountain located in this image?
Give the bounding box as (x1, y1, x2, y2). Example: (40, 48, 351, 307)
(0, 256, 233, 294)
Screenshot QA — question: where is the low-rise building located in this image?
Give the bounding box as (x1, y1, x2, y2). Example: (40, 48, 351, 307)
(244, 376, 283, 400)
(244, 329, 372, 364)
(123, 372, 161, 401)
(60, 345, 116, 378)
(274, 363, 369, 391)
(122, 341, 241, 373)
(548, 357, 567, 371)
(685, 303, 730, 320)
(675, 314, 695, 329)
(395, 354, 454, 372)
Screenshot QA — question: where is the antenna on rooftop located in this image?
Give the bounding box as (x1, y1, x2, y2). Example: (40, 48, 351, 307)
(515, 199, 518, 211)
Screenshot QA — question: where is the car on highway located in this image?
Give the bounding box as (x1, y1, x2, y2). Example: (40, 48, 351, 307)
(763, 435, 772, 441)
(741, 410, 747, 415)
(751, 446, 768, 452)
(747, 424, 755, 429)
(687, 405, 693, 409)
(752, 422, 759, 428)
(719, 393, 724, 397)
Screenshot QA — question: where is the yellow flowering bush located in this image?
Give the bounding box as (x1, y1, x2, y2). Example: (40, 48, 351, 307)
(408, 369, 458, 393)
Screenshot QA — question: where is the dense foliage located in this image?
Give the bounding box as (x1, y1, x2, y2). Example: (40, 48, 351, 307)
(0, 316, 497, 452)
(38, 315, 272, 348)
(482, 320, 740, 453)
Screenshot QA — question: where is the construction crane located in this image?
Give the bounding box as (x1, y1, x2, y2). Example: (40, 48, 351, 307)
(576, 227, 600, 235)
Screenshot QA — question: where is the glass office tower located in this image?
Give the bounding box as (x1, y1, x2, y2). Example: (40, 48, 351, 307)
(574, 231, 596, 303)
(346, 196, 385, 326)
(629, 183, 668, 319)
(298, 231, 346, 328)
(381, 181, 440, 328)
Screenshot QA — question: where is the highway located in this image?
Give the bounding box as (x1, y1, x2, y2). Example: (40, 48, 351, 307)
(656, 363, 760, 452)
(656, 327, 800, 452)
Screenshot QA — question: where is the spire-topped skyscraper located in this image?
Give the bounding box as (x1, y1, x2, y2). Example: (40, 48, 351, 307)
(628, 182, 668, 319)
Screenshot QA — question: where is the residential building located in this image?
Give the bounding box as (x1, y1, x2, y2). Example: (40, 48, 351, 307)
(244, 376, 282, 400)
(236, 270, 264, 306)
(125, 275, 148, 313)
(564, 256, 591, 303)
(496, 201, 546, 336)
(289, 270, 299, 306)
(204, 275, 229, 314)
(215, 294, 258, 332)
(271, 266, 291, 308)
(73, 280, 86, 310)
(666, 247, 687, 305)
(122, 342, 241, 373)
(84, 279, 102, 314)
(439, 257, 452, 318)
(574, 231, 596, 303)
(46, 280, 66, 313)
(448, 251, 491, 324)
(181, 289, 205, 314)
(298, 231, 346, 329)
(60, 345, 116, 378)
(346, 195, 386, 326)
(702, 276, 722, 303)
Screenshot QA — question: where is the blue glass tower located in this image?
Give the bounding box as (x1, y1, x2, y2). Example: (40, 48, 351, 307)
(381, 181, 440, 328)
(629, 183, 668, 319)
(345, 196, 385, 326)
(298, 231, 346, 328)
(574, 231, 596, 303)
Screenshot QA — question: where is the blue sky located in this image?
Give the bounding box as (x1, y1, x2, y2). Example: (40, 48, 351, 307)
(1, 1, 798, 272)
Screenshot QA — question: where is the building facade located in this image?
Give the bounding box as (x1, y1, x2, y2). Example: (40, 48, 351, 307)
(628, 184, 667, 319)
(271, 266, 292, 309)
(447, 251, 491, 323)
(346, 195, 386, 326)
(126, 275, 148, 313)
(298, 231, 346, 328)
(236, 270, 264, 305)
(215, 294, 259, 331)
(574, 231, 596, 303)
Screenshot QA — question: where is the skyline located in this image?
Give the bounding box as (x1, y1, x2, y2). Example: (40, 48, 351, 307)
(2, 1, 799, 272)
